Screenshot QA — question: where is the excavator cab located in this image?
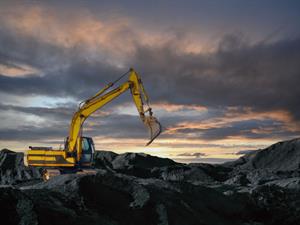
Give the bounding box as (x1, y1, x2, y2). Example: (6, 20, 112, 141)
(64, 136, 95, 167)
(80, 137, 95, 166)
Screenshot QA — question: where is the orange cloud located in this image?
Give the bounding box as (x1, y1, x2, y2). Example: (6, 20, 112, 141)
(2, 4, 208, 68)
(152, 101, 207, 112)
(224, 107, 300, 132)
(165, 107, 300, 136)
(5, 6, 135, 60)
(0, 63, 40, 77)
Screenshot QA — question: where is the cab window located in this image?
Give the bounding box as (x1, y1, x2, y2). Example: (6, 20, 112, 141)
(82, 138, 91, 152)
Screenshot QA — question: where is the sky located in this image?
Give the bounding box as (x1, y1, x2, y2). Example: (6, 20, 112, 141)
(0, 0, 299, 163)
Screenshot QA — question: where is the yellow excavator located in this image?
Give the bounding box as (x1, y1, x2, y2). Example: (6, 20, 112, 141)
(24, 68, 161, 180)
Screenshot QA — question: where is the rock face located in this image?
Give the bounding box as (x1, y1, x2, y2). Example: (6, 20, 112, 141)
(223, 138, 300, 188)
(230, 138, 300, 171)
(1, 138, 300, 225)
(0, 149, 41, 185)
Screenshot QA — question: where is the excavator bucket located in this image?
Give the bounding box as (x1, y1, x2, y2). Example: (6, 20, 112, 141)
(144, 116, 162, 146)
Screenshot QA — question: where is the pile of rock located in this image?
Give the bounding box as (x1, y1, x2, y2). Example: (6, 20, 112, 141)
(1, 138, 300, 225)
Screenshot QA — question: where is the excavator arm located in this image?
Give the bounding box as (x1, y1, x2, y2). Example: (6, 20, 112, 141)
(67, 68, 161, 161)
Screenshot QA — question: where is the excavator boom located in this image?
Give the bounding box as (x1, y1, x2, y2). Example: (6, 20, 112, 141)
(67, 68, 161, 161)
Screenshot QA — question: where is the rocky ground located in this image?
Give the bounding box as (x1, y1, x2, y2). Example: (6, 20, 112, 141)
(0, 138, 300, 225)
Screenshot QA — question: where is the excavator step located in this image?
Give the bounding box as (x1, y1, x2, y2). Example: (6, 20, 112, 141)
(42, 169, 61, 181)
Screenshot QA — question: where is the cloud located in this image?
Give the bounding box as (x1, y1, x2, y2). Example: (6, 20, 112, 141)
(1, 5, 300, 122)
(2, 6, 135, 58)
(177, 152, 207, 158)
(172, 118, 298, 141)
(0, 103, 110, 122)
(0, 103, 72, 121)
(2, 28, 299, 123)
(0, 126, 66, 141)
(235, 150, 258, 155)
(0, 63, 40, 77)
(0, 102, 152, 141)
(132, 35, 300, 120)
(151, 102, 207, 112)
(165, 106, 300, 141)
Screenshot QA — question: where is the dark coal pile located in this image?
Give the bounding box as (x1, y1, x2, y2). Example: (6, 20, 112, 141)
(0, 149, 41, 185)
(1, 138, 300, 225)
